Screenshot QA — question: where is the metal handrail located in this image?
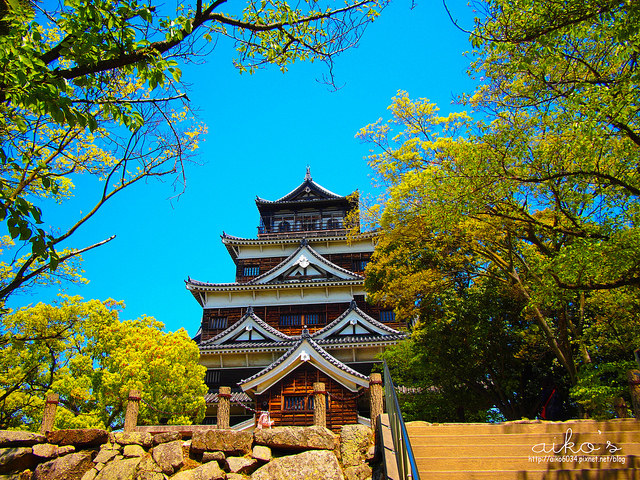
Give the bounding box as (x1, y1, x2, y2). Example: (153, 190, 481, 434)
(383, 360, 421, 480)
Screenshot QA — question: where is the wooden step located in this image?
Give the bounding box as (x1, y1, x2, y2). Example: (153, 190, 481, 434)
(413, 454, 637, 472)
(412, 441, 640, 458)
(407, 431, 640, 449)
(412, 469, 639, 480)
(406, 419, 640, 435)
(398, 419, 640, 480)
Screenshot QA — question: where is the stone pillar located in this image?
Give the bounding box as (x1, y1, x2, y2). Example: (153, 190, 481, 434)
(217, 386, 231, 429)
(124, 390, 141, 432)
(369, 373, 383, 436)
(613, 397, 628, 418)
(39, 393, 59, 434)
(627, 370, 640, 419)
(313, 382, 326, 428)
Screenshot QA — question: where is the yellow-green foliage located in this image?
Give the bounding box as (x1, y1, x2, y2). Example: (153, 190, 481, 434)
(359, 0, 640, 417)
(0, 296, 206, 430)
(0, 0, 383, 304)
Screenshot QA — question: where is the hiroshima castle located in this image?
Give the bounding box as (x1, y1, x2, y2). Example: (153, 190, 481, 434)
(187, 168, 407, 430)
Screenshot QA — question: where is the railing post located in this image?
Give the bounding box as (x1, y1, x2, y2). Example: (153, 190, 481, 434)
(370, 373, 383, 437)
(124, 390, 141, 432)
(39, 393, 59, 434)
(627, 370, 640, 419)
(217, 386, 231, 429)
(313, 382, 326, 428)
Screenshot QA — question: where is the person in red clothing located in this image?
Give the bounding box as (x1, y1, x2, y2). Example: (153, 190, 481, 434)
(539, 377, 563, 420)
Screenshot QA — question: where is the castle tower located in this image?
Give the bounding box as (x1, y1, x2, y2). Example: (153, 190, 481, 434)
(187, 169, 406, 430)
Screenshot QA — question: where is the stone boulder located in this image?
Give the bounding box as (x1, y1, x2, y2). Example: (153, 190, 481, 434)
(123, 444, 146, 458)
(135, 472, 165, 480)
(202, 451, 225, 463)
(0, 447, 38, 474)
(171, 460, 226, 480)
(340, 425, 373, 467)
(93, 447, 118, 465)
(151, 440, 184, 475)
(250, 450, 344, 480)
(93, 456, 142, 480)
(152, 432, 181, 445)
(0, 473, 29, 480)
(191, 429, 252, 456)
(344, 463, 373, 480)
(253, 426, 337, 451)
(227, 474, 249, 480)
(46, 429, 109, 448)
(32, 450, 94, 480)
(251, 445, 271, 463)
(226, 456, 257, 474)
(32, 443, 70, 460)
(0, 431, 46, 447)
(135, 454, 166, 480)
(111, 432, 153, 449)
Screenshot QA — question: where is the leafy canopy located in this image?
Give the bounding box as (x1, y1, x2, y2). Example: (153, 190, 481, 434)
(0, 0, 385, 304)
(0, 295, 206, 430)
(359, 0, 640, 417)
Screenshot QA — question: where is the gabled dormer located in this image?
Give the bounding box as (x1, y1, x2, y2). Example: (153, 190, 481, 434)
(256, 167, 358, 237)
(311, 300, 403, 339)
(248, 239, 362, 285)
(200, 307, 294, 348)
(239, 329, 370, 394)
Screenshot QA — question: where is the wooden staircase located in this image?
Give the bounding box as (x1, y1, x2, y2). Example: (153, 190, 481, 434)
(404, 419, 640, 480)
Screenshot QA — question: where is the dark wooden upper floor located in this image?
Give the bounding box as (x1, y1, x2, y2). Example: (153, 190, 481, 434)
(199, 296, 402, 341)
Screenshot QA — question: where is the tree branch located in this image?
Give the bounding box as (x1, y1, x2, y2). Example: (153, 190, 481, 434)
(0, 236, 116, 300)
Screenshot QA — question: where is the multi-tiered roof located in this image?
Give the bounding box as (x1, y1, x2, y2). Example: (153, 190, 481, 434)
(187, 169, 405, 429)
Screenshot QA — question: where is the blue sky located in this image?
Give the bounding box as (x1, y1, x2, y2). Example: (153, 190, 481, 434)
(14, 0, 477, 336)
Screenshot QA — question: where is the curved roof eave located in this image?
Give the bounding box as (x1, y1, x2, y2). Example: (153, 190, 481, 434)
(220, 230, 378, 245)
(185, 278, 364, 292)
(255, 169, 346, 205)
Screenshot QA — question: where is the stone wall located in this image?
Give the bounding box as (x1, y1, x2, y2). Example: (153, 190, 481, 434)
(0, 424, 376, 480)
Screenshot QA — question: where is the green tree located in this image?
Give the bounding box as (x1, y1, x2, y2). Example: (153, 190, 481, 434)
(0, 295, 206, 430)
(0, 0, 385, 304)
(368, 219, 564, 421)
(359, 0, 640, 415)
(570, 288, 640, 418)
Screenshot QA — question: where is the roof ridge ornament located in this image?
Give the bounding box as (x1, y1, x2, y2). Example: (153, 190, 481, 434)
(247, 306, 254, 314)
(305, 165, 312, 181)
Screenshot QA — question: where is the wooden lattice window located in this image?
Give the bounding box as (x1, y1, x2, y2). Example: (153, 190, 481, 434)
(280, 314, 301, 327)
(205, 370, 220, 384)
(279, 313, 326, 327)
(299, 214, 319, 231)
(284, 396, 308, 411)
(353, 259, 369, 271)
(204, 370, 221, 391)
(278, 221, 291, 232)
(243, 266, 259, 276)
(305, 313, 322, 325)
(380, 310, 396, 323)
(327, 219, 340, 229)
(307, 395, 329, 411)
(210, 316, 228, 329)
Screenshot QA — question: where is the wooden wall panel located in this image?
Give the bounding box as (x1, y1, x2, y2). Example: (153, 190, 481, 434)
(255, 363, 359, 432)
(200, 299, 405, 341)
(234, 251, 373, 282)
